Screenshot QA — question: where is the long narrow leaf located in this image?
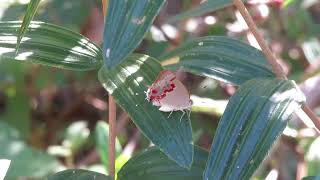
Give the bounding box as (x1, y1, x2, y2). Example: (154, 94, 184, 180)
(48, 169, 112, 180)
(103, 0, 165, 68)
(98, 54, 193, 168)
(0, 21, 102, 70)
(204, 78, 305, 180)
(160, 36, 275, 85)
(118, 146, 208, 180)
(302, 175, 320, 180)
(16, 0, 41, 50)
(167, 0, 246, 23)
(95, 121, 122, 169)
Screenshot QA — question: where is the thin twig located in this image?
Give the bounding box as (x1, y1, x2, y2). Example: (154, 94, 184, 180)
(233, 0, 320, 131)
(301, 105, 320, 131)
(101, 0, 116, 178)
(108, 96, 116, 178)
(102, 0, 108, 18)
(233, 0, 286, 79)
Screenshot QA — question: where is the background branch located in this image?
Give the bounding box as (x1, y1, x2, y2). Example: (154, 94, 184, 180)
(233, 0, 320, 132)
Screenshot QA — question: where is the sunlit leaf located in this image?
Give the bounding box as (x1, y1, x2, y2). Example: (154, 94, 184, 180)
(0, 21, 102, 71)
(98, 54, 193, 168)
(0, 159, 11, 180)
(16, 0, 41, 50)
(118, 146, 208, 180)
(306, 137, 320, 176)
(103, 0, 165, 68)
(204, 78, 305, 180)
(160, 36, 275, 85)
(48, 169, 112, 180)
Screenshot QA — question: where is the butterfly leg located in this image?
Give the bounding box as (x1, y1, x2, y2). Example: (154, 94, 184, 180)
(187, 109, 191, 119)
(179, 110, 186, 122)
(167, 111, 174, 118)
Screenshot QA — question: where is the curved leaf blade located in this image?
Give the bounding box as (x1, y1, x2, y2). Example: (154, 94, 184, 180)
(98, 54, 193, 168)
(95, 121, 122, 169)
(302, 175, 320, 180)
(204, 78, 305, 180)
(166, 0, 246, 23)
(0, 21, 103, 71)
(103, 0, 165, 68)
(48, 169, 112, 180)
(160, 36, 275, 85)
(118, 146, 207, 180)
(16, 0, 41, 50)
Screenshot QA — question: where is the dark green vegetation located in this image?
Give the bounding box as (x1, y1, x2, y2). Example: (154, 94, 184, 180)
(0, 0, 319, 180)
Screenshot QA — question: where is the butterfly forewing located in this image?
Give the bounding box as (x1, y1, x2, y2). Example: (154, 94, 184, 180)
(146, 70, 191, 112)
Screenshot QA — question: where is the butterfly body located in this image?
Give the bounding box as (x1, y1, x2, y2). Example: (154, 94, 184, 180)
(146, 70, 192, 113)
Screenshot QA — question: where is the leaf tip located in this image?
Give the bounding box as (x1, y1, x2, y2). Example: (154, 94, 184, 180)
(173, 143, 194, 169)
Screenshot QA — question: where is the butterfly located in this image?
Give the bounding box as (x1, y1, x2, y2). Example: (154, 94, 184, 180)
(145, 70, 192, 120)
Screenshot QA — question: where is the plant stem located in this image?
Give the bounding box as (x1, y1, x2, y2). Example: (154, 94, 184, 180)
(233, 0, 320, 131)
(102, 0, 108, 18)
(101, 0, 116, 178)
(301, 105, 320, 131)
(233, 0, 286, 79)
(108, 95, 116, 178)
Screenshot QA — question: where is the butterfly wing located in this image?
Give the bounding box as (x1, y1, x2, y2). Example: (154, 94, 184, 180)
(154, 70, 176, 83)
(157, 79, 191, 111)
(146, 70, 176, 102)
(147, 70, 192, 112)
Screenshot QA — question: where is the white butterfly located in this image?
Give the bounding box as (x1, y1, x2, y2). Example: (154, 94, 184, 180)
(146, 70, 192, 120)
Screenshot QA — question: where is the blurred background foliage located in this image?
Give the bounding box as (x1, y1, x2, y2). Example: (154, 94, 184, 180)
(0, 0, 319, 179)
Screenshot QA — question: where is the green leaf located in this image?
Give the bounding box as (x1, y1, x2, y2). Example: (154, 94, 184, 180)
(0, 122, 20, 141)
(167, 0, 246, 23)
(204, 78, 305, 180)
(160, 36, 275, 85)
(283, 0, 296, 7)
(103, 0, 165, 68)
(48, 169, 112, 180)
(16, 0, 41, 50)
(0, 61, 30, 136)
(0, 21, 103, 71)
(118, 146, 208, 180)
(306, 137, 320, 176)
(302, 175, 320, 180)
(95, 121, 122, 169)
(98, 54, 193, 168)
(0, 122, 60, 178)
(64, 121, 90, 152)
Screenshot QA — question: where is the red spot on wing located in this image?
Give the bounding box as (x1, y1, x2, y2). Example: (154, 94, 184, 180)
(148, 70, 178, 102)
(149, 82, 176, 101)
